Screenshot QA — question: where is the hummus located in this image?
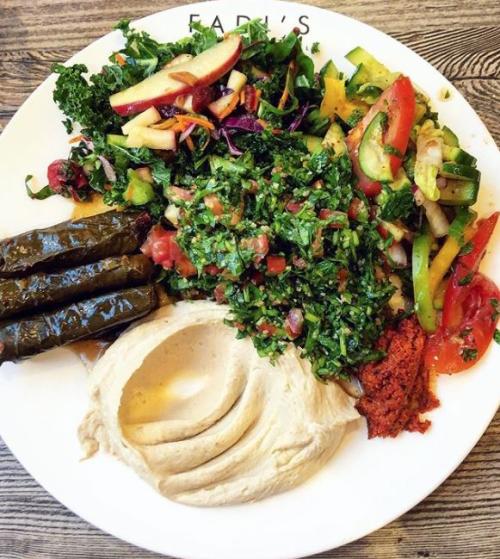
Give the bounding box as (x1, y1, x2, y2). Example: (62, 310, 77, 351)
(79, 301, 359, 506)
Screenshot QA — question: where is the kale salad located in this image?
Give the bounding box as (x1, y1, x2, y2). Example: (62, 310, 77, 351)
(29, 18, 499, 383)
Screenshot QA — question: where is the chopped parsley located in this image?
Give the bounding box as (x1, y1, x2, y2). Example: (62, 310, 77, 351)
(491, 298, 500, 321)
(383, 144, 403, 158)
(42, 18, 493, 380)
(458, 272, 474, 286)
(459, 241, 473, 256)
(461, 347, 478, 362)
(494, 329, 500, 345)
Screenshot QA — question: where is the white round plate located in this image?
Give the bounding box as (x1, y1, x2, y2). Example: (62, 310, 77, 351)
(0, 1, 499, 558)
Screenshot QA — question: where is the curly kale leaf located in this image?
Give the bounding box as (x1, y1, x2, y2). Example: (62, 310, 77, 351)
(52, 63, 122, 134)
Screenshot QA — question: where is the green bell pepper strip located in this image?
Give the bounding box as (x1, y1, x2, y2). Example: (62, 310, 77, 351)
(412, 231, 437, 332)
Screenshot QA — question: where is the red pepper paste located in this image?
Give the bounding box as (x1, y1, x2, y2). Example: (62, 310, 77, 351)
(356, 315, 439, 438)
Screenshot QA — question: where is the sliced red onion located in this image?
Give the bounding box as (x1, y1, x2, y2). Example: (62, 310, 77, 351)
(82, 138, 94, 151)
(179, 122, 196, 143)
(284, 308, 304, 339)
(436, 176, 447, 189)
(422, 198, 449, 238)
(98, 156, 116, 183)
(211, 128, 222, 140)
(224, 114, 264, 133)
(221, 129, 243, 156)
(288, 102, 310, 132)
(387, 242, 408, 268)
(337, 376, 364, 398)
(413, 188, 426, 206)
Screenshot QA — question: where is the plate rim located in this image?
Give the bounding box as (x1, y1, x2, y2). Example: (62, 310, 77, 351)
(0, 2, 499, 558)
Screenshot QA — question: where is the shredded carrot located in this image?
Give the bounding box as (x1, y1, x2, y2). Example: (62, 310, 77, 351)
(169, 71, 198, 86)
(69, 134, 85, 144)
(257, 118, 269, 129)
(114, 53, 126, 66)
(255, 88, 262, 105)
(176, 114, 215, 130)
(240, 89, 246, 105)
(150, 118, 177, 130)
(171, 122, 187, 133)
(278, 60, 296, 110)
(218, 94, 240, 120)
(185, 135, 195, 152)
(278, 88, 289, 111)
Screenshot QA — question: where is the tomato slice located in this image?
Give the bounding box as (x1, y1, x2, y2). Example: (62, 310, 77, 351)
(241, 234, 269, 264)
(426, 211, 500, 374)
(346, 76, 415, 196)
(266, 255, 287, 275)
(425, 272, 499, 374)
(459, 212, 499, 272)
(141, 225, 197, 277)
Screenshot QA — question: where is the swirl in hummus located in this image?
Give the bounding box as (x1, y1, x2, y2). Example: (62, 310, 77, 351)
(79, 301, 359, 506)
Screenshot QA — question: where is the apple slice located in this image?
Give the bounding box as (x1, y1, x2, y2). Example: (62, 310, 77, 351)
(164, 53, 193, 69)
(227, 69, 247, 94)
(121, 106, 161, 135)
(110, 34, 242, 116)
(126, 127, 176, 151)
(208, 92, 239, 120)
(174, 94, 194, 112)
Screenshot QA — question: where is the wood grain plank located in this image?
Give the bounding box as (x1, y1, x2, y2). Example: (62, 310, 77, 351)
(0, 1, 499, 558)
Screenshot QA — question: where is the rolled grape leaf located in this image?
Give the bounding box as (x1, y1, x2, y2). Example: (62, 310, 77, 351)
(0, 211, 151, 278)
(0, 285, 157, 364)
(0, 254, 154, 320)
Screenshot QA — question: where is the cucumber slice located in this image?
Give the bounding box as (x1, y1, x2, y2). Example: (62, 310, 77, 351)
(403, 150, 416, 181)
(440, 162, 480, 182)
(124, 169, 155, 206)
(107, 134, 128, 147)
(442, 126, 459, 147)
(357, 84, 383, 104)
(346, 64, 369, 96)
(320, 60, 339, 80)
(390, 167, 411, 191)
(438, 179, 479, 206)
(414, 101, 428, 125)
(442, 145, 477, 167)
(345, 47, 397, 90)
(322, 122, 347, 156)
(359, 112, 393, 182)
(305, 108, 330, 136)
(303, 135, 324, 154)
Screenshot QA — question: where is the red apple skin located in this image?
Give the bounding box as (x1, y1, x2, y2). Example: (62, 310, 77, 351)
(111, 35, 242, 117)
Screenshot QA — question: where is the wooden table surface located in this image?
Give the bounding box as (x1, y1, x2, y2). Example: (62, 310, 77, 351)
(0, 0, 499, 557)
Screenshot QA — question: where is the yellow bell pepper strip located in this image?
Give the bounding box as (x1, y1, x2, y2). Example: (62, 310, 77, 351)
(428, 209, 476, 297)
(320, 77, 367, 124)
(433, 278, 448, 310)
(412, 230, 437, 332)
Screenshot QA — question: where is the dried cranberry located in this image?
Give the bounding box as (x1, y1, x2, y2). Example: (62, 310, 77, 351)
(47, 159, 88, 200)
(191, 86, 216, 113)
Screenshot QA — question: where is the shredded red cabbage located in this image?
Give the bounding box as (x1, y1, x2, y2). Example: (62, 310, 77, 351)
(288, 102, 310, 132)
(157, 105, 183, 118)
(179, 123, 196, 143)
(221, 129, 243, 156)
(224, 115, 264, 133)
